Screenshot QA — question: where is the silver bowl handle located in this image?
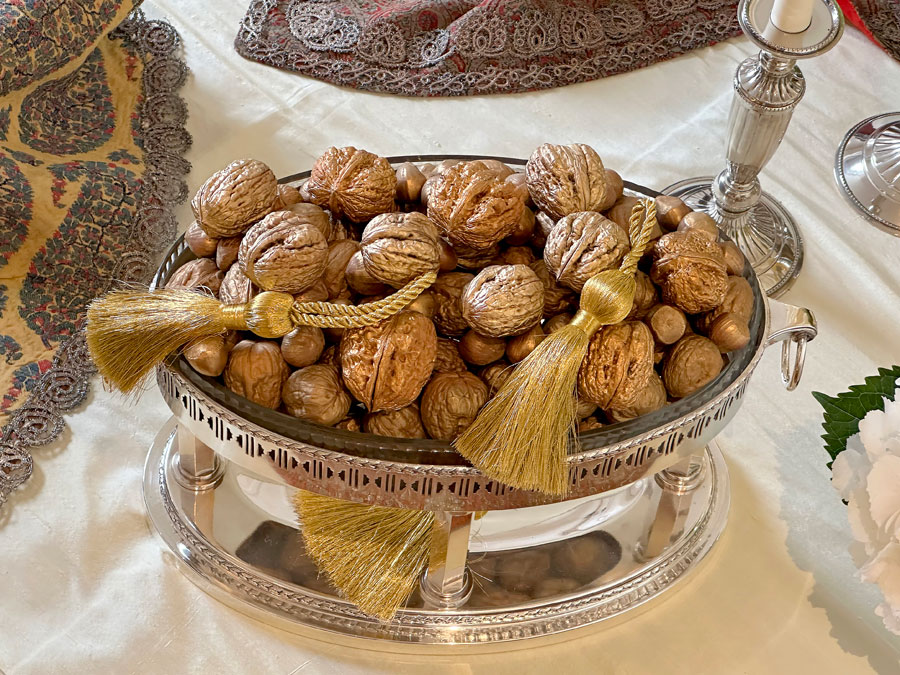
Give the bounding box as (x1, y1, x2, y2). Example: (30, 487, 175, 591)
(766, 299, 818, 391)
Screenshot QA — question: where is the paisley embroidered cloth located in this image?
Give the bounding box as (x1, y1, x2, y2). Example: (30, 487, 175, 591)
(235, 0, 743, 96)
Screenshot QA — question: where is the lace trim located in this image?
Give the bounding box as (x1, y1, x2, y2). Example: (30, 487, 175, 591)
(0, 11, 192, 508)
(235, 0, 741, 96)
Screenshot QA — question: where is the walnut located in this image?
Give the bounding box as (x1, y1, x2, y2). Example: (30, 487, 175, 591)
(427, 161, 524, 250)
(191, 159, 278, 238)
(421, 372, 488, 440)
(306, 146, 395, 222)
(185, 222, 218, 257)
(238, 211, 328, 294)
(284, 202, 333, 241)
(345, 251, 388, 295)
(453, 241, 501, 270)
(480, 159, 515, 179)
(281, 326, 325, 368)
(335, 416, 361, 432)
(458, 329, 506, 366)
(707, 312, 750, 353)
(627, 270, 658, 319)
(363, 404, 427, 439)
(319, 344, 341, 370)
(432, 272, 475, 336)
(711, 275, 754, 323)
(322, 240, 360, 299)
(480, 360, 513, 395)
(166, 258, 224, 295)
(720, 241, 746, 276)
(340, 311, 437, 411)
(655, 196, 691, 231)
(677, 211, 719, 242)
(184, 335, 230, 377)
(651, 231, 728, 314)
(605, 196, 639, 231)
(216, 236, 241, 270)
(434, 338, 467, 373)
(275, 184, 302, 208)
(525, 143, 611, 220)
(294, 280, 328, 303)
(224, 340, 289, 409)
(544, 312, 573, 334)
(544, 211, 630, 292)
(506, 206, 536, 246)
(219, 264, 258, 304)
(283, 365, 351, 426)
(607, 374, 667, 422)
(644, 304, 688, 345)
(505, 172, 533, 208)
(529, 260, 574, 317)
(499, 246, 536, 266)
(360, 212, 442, 288)
(663, 334, 724, 398)
(438, 240, 458, 271)
(506, 324, 545, 363)
(576, 399, 597, 419)
(395, 163, 427, 202)
(578, 321, 654, 409)
(461, 265, 543, 338)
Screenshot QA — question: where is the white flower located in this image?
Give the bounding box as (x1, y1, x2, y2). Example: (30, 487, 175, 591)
(833, 393, 900, 635)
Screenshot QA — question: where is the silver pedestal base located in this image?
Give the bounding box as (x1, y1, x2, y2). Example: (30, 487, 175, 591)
(835, 112, 900, 236)
(143, 418, 730, 646)
(664, 176, 803, 298)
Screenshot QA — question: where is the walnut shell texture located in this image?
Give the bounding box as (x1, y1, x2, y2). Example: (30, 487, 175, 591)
(192, 159, 277, 238)
(663, 334, 724, 399)
(322, 240, 360, 299)
(363, 404, 427, 439)
(434, 338, 468, 373)
(529, 260, 574, 317)
(544, 211, 630, 292)
(224, 340, 289, 409)
(219, 264, 258, 304)
(360, 212, 442, 288)
(216, 236, 241, 270)
(340, 311, 437, 412)
(607, 373, 667, 422)
(525, 144, 610, 220)
(165, 258, 224, 295)
(427, 161, 524, 250)
(627, 270, 658, 319)
(238, 210, 328, 294)
(185, 221, 218, 257)
(306, 146, 395, 223)
(285, 202, 333, 241)
(578, 321, 654, 409)
(479, 361, 513, 395)
(421, 372, 488, 440)
(431, 272, 475, 336)
(461, 265, 544, 338)
(283, 365, 351, 426)
(651, 231, 728, 314)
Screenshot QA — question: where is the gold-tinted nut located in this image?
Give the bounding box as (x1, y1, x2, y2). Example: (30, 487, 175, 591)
(461, 265, 544, 338)
(166, 258, 224, 295)
(655, 196, 691, 230)
(499, 246, 536, 266)
(607, 374, 667, 422)
(431, 272, 475, 336)
(395, 163, 427, 202)
(708, 312, 750, 353)
(363, 404, 427, 439)
(544, 211, 630, 292)
(576, 399, 597, 419)
(306, 146, 395, 222)
(479, 360, 513, 395)
(224, 340, 289, 409)
(605, 196, 639, 231)
(294, 279, 328, 303)
(529, 260, 575, 317)
(452, 240, 501, 270)
(663, 334, 724, 399)
(284, 202, 333, 241)
(185, 221, 218, 257)
(651, 231, 728, 314)
(543, 312, 573, 334)
(322, 240, 360, 299)
(405, 290, 435, 319)
(360, 212, 442, 288)
(578, 416, 605, 432)
(335, 416, 361, 432)
(627, 270, 658, 320)
(506, 206, 536, 246)
(219, 264, 258, 304)
(601, 169, 624, 211)
(281, 326, 325, 368)
(216, 236, 241, 270)
(192, 159, 278, 238)
(720, 241, 746, 276)
(703, 275, 754, 326)
(282, 365, 351, 426)
(525, 143, 611, 219)
(434, 338, 468, 373)
(505, 172, 533, 208)
(345, 251, 388, 296)
(438, 240, 458, 271)
(275, 184, 302, 208)
(644, 304, 688, 345)
(480, 159, 515, 179)
(677, 211, 719, 241)
(578, 321, 654, 409)
(459, 329, 506, 366)
(184, 335, 230, 377)
(506, 324, 545, 363)
(420, 372, 489, 440)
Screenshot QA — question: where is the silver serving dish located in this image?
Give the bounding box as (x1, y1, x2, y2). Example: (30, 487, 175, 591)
(143, 155, 817, 645)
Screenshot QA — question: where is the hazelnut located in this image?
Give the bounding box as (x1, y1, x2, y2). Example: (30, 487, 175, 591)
(544, 212, 630, 292)
(192, 159, 278, 237)
(628, 270, 658, 319)
(360, 212, 442, 288)
(281, 326, 325, 368)
(651, 231, 728, 314)
(677, 211, 719, 242)
(431, 272, 475, 336)
(708, 312, 750, 353)
(219, 264, 258, 304)
(506, 207, 536, 246)
(459, 329, 506, 366)
(345, 251, 388, 295)
(283, 365, 351, 426)
(306, 146, 395, 222)
(434, 338, 468, 373)
(525, 143, 611, 219)
(578, 321, 655, 409)
(428, 161, 524, 250)
(166, 258, 224, 295)
(720, 241, 746, 276)
(578, 416, 605, 432)
(275, 184, 302, 208)
(419, 174, 440, 209)
(340, 311, 437, 411)
(363, 404, 427, 439)
(544, 312, 573, 334)
(215, 236, 241, 270)
(294, 280, 329, 303)
(322, 240, 360, 299)
(184, 335, 230, 377)
(529, 260, 574, 317)
(644, 304, 688, 345)
(420, 372, 488, 440)
(602, 169, 625, 211)
(395, 163, 427, 202)
(284, 202, 333, 241)
(576, 399, 597, 419)
(453, 241, 501, 270)
(185, 221, 218, 257)
(335, 417, 361, 432)
(699, 275, 754, 328)
(605, 196, 639, 231)
(607, 373, 667, 422)
(404, 291, 435, 319)
(224, 340, 289, 409)
(655, 196, 692, 230)
(438, 240, 458, 271)
(238, 211, 328, 294)
(663, 334, 724, 399)
(479, 361, 513, 395)
(506, 324, 545, 363)
(461, 265, 544, 338)
(499, 245, 536, 266)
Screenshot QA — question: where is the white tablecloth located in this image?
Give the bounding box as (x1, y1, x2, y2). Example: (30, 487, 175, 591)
(3, 2, 900, 672)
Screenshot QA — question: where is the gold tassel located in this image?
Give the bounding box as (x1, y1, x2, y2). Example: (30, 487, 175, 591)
(455, 199, 658, 495)
(294, 491, 434, 621)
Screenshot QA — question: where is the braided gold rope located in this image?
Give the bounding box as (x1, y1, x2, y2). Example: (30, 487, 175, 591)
(619, 198, 657, 276)
(289, 271, 438, 328)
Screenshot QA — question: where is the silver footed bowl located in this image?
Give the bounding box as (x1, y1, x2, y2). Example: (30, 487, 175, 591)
(153, 155, 816, 511)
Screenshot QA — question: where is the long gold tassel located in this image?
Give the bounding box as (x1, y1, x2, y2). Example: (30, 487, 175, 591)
(294, 491, 434, 621)
(455, 199, 657, 495)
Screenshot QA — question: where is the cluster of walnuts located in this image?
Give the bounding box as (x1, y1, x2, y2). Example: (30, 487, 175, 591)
(168, 144, 755, 441)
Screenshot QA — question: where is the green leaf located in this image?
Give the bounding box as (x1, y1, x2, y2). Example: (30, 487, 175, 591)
(814, 365, 900, 462)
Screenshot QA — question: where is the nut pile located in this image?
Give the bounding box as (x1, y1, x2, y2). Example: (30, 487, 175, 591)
(173, 144, 754, 441)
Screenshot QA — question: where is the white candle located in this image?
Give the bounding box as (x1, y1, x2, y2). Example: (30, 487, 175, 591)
(770, 0, 815, 33)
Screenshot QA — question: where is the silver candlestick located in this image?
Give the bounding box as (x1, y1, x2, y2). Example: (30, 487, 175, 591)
(665, 0, 843, 297)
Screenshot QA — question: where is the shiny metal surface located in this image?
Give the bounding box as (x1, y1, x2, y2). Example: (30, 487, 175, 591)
(742, 0, 843, 58)
(835, 112, 900, 235)
(421, 511, 474, 609)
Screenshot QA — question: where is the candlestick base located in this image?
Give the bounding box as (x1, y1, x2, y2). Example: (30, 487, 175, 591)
(664, 176, 802, 298)
(835, 112, 900, 237)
